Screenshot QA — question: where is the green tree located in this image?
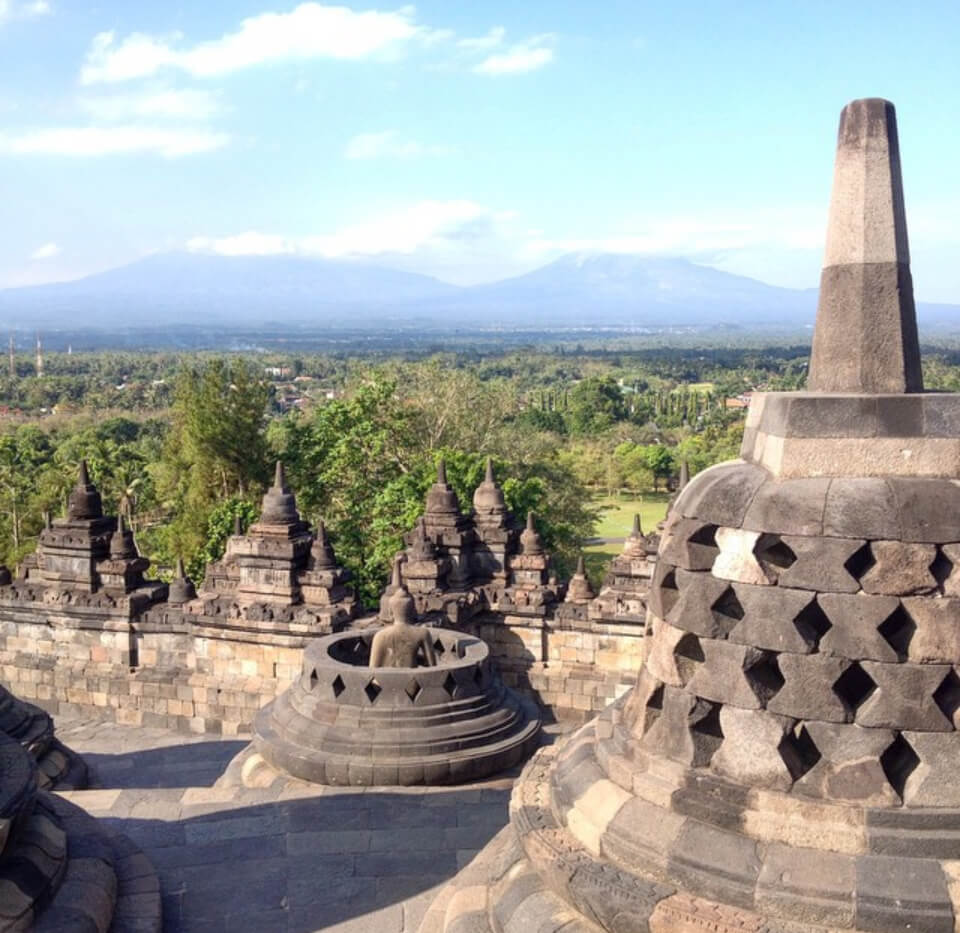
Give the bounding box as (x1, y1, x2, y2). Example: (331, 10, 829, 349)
(157, 359, 271, 571)
(567, 377, 628, 435)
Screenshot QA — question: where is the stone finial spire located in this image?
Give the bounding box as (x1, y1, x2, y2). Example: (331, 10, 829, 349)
(565, 553, 595, 603)
(310, 520, 337, 570)
(519, 512, 544, 555)
(409, 517, 437, 560)
(473, 456, 508, 522)
(679, 460, 690, 490)
(110, 512, 138, 559)
(631, 514, 642, 538)
(808, 98, 922, 394)
(67, 459, 103, 521)
(425, 458, 461, 516)
(379, 552, 405, 621)
(274, 460, 288, 490)
(168, 556, 197, 604)
(233, 513, 243, 536)
(259, 459, 301, 525)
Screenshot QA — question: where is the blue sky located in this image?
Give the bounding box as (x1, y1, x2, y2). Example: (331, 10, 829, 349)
(2, 0, 960, 300)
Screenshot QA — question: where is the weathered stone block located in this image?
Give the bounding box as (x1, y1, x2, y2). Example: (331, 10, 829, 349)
(855, 854, 954, 933)
(711, 706, 794, 791)
(667, 819, 762, 911)
(686, 641, 773, 710)
(712, 528, 775, 586)
(900, 597, 960, 664)
(860, 541, 937, 595)
(645, 618, 689, 689)
(888, 477, 960, 543)
(941, 544, 960, 597)
(818, 593, 903, 663)
(824, 478, 901, 540)
(666, 570, 741, 640)
(900, 732, 960, 807)
(857, 661, 955, 731)
(756, 842, 855, 926)
(640, 685, 722, 768)
(793, 721, 899, 807)
(767, 654, 852, 722)
(776, 535, 865, 592)
(648, 562, 679, 621)
(658, 519, 719, 572)
(677, 462, 767, 529)
(726, 584, 820, 654)
(788, 395, 880, 438)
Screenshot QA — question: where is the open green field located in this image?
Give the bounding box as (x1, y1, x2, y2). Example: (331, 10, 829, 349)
(583, 492, 670, 585)
(592, 492, 671, 539)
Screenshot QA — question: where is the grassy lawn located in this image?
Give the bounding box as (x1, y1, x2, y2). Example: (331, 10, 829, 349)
(575, 492, 669, 586)
(592, 492, 671, 539)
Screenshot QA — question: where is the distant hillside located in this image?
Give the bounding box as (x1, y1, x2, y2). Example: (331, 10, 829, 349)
(448, 253, 816, 326)
(1, 250, 957, 333)
(0, 253, 462, 328)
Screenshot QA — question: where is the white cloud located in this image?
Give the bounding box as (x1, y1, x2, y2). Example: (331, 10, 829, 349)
(0, 126, 229, 158)
(29, 242, 59, 260)
(457, 26, 504, 51)
(344, 130, 450, 160)
(80, 3, 442, 84)
(188, 200, 513, 260)
(473, 34, 554, 75)
(0, 0, 49, 23)
(527, 212, 825, 258)
(78, 88, 221, 121)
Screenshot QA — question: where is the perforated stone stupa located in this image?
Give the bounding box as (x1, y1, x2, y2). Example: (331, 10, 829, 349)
(253, 581, 541, 786)
(419, 98, 960, 933)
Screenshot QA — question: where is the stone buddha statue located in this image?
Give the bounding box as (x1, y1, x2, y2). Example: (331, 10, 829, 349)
(369, 583, 437, 668)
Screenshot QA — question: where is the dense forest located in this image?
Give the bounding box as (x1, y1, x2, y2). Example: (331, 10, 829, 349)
(4, 345, 960, 604)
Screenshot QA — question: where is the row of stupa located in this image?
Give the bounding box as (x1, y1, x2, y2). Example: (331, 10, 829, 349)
(0, 457, 659, 634)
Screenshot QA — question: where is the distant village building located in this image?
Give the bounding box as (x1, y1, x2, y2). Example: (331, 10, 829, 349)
(724, 392, 751, 409)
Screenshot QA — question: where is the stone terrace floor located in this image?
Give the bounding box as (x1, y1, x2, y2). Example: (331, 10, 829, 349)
(52, 718, 568, 933)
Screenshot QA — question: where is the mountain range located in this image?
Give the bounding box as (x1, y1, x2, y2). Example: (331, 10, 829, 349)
(1, 251, 957, 333)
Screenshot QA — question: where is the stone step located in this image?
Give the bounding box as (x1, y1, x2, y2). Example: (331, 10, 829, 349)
(0, 795, 69, 932)
(27, 795, 161, 933)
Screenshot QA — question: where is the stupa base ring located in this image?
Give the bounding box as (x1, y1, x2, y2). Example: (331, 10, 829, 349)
(253, 628, 542, 786)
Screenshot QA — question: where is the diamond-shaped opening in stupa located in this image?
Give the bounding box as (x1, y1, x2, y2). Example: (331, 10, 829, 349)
(880, 733, 921, 800)
(778, 723, 822, 782)
(833, 662, 877, 713)
(877, 605, 916, 659)
(364, 678, 382, 704)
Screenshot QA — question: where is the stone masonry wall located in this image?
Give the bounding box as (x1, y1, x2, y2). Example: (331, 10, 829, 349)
(465, 612, 644, 722)
(0, 604, 646, 733)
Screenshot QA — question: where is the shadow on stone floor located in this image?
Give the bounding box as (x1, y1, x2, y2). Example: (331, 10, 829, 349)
(84, 740, 248, 789)
(98, 787, 510, 932)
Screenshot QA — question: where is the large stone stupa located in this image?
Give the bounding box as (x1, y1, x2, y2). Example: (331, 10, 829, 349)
(420, 98, 960, 933)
